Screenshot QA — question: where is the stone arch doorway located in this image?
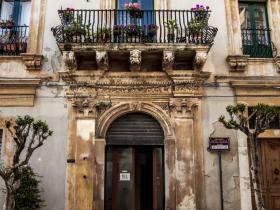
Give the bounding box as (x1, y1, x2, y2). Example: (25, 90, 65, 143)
(104, 113, 165, 210)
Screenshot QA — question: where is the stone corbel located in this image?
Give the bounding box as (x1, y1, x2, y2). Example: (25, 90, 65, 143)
(62, 51, 77, 71)
(72, 98, 112, 117)
(21, 53, 43, 71)
(226, 55, 249, 72)
(194, 49, 208, 70)
(162, 51, 175, 71)
(169, 98, 198, 118)
(96, 51, 109, 71)
(130, 50, 141, 71)
(274, 56, 280, 73)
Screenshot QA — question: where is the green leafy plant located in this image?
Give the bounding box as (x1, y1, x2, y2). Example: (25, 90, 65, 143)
(0, 115, 53, 210)
(124, 24, 143, 37)
(219, 103, 279, 210)
(188, 19, 205, 34)
(164, 20, 178, 34)
(14, 166, 44, 210)
(164, 20, 178, 42)
(94, 27, 112, 42)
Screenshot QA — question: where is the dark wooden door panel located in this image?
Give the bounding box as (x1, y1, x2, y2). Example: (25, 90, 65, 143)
(252, 139, 280, 210)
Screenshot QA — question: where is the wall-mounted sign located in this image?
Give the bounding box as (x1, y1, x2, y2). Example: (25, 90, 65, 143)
(208, 137, 230, 152)
(120, 171, 130, 181)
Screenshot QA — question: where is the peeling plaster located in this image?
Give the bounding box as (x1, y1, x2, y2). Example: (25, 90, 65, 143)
(77, 119, 95, 141)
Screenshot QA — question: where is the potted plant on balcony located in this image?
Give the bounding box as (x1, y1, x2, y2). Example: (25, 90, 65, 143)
(94, 27, 112, 43)
(188, 4, 210, 40)
(59, 7, 75, 24)
(124, 24, 143, 42)
(147, 24, 158, 42)
(124, 2, 143, 19)
(113, 25, 124, 41)
(164, 20, 178, 42)
(0, 20, 15, 29)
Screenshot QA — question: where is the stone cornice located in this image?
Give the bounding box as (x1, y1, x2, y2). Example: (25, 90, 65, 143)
(0, 78, 41, 106)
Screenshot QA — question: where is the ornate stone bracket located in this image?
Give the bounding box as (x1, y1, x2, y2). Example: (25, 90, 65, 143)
(21, 53, 44, 71)
(169, 98, 198, 118)
(226, 55, 249, 72)
(72, 98, 112, 117)
(163, 51, 175, 71)
(130, 50, 141, 71)
(62, 51, 77, 71)
(274, 56, 280, 73)
(96, 51, 109, 71)
(194, 49, 208, 70)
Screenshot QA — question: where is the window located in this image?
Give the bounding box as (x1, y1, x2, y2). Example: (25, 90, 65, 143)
(239, 2, 273, 58)
(0, 0, 31, 25)
(116, 0, 154, 26)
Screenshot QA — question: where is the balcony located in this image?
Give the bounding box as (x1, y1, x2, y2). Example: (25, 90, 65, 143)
(241, 28, 277, 58)
(52, 9, 218, 71)
(0, 25, 28, 56)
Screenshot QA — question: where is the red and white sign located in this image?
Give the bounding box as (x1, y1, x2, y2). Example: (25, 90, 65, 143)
(208, 137, 230, 152)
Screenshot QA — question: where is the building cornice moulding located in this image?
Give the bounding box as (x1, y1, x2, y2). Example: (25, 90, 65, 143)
(0, 78, 41, 106)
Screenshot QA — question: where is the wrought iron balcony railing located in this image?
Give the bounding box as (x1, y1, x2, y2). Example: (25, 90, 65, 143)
(52, 9, 218, 45)
(241, 28, 277, 58)
(0, 25, 28, 56)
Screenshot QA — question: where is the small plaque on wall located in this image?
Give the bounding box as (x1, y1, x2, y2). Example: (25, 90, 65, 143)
(120, 171, 130, 181)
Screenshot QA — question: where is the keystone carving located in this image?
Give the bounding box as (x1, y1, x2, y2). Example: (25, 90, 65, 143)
(169, 98, 198, 118)
(130, 50, 141, 71)
(129, 102, 142, 111)
(96, 51, 109, 71)
(21, 53, 44, 71)
(163, 51, 175, 71)
(63, 51, 77, 71)
(194, 50, 208, 70)
(226, 55, 249, 72)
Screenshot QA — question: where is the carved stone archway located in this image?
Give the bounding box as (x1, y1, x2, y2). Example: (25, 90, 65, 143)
(94, 102, 177, 210)
(96, 102, 175, 139)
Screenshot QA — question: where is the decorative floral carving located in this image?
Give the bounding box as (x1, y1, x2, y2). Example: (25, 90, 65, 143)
(194, 51, 207, 69)
(226, 55, 249, 72)
(72, 98, 112, 117)
(129, 102, 142, 111)
(130, 49, 141, 71)
(21, 53, 44, 71)
(169, 98, 198, 118)
(163, 51, 175, 71)
(63, 51, 77, 71)
(274, 56, 280, 73)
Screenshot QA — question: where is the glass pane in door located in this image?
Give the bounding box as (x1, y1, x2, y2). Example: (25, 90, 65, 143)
(116, 147, 133, 210)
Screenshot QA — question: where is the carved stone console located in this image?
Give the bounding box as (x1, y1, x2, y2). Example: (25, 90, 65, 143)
(163, 51, 175, 71)
(274, 56, 280, 73)
(62, 51, 77, 71)
(130, 50, 141, 71)
(96, 51, 109, 71)
(21, 53, 44, 71)
(226, 55, 249, 72)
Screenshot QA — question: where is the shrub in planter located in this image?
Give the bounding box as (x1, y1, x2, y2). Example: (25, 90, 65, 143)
(95, 27, 112, 43)
(14, 166, 44, 210)
(124, 2, 143, 18)
(164, 20, 178, 42)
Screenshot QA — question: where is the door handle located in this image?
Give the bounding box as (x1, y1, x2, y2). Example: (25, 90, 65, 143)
(274, 168, 279, 175)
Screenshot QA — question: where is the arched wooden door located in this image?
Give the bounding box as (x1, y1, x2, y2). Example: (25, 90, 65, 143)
(105, 113, 164, 210)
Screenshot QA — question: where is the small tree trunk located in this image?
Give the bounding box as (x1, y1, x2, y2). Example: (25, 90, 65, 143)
(4, 187, 15, 210)
(249, 136, 266, 210)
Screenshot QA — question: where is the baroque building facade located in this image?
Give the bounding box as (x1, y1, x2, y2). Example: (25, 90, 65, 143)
(0, 0, 279, 210)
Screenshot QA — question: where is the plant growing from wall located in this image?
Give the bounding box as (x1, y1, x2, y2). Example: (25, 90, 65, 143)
(219, 103, 279, 210)
(0, 115, 53, 210)
(14, 166, 44, 210)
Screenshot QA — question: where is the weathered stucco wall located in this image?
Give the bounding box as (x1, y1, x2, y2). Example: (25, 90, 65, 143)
(0, 87, 68, 210)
